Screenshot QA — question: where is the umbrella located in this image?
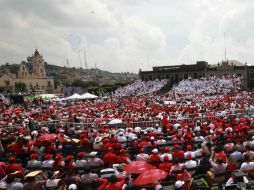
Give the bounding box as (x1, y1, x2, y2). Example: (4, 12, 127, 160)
(124, 161, 155, 174)
(134, 169, 168, 186)
(108, 119, 122, 125)
(37, 134, 57, 141)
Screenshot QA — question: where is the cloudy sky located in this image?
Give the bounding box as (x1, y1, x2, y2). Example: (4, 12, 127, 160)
(0, 0, 253, 73)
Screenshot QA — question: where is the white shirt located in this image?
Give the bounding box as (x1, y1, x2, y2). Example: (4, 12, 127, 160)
(226, 176, 249, 186)
(184, 160, 197, 169)
(136, 153, 149, 161)
(160, 153, 172, 161)
(75, 159, 87, 167)
(240, 162, 254, 172)
(42, 160, 54, 168)
(184, 151, 196, 159)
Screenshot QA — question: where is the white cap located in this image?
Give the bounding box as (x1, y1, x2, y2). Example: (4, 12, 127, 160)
(152, 148, 158, 154)
(175, 180, 185, 188)
(68, 184, 77, 190)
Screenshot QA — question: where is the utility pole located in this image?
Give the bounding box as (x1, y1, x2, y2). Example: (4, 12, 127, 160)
(224, 32, 227, 62)
(66, 59, 70, 68)
(78, 50, 82, 68)
(84, 48, 88, 69)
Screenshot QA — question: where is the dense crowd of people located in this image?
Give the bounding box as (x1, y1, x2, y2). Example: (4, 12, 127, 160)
(171, 77, 242, 96)
(114, 79, 167, 97)
(0, 78, 254, 189)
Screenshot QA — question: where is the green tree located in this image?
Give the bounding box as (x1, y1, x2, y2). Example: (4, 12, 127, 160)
(15, 82, 27, 93)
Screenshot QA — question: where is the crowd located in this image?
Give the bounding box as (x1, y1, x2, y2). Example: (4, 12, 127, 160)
(113, 80, 167, 97)
(171, 77, 242, 97)
(0, 79, 254, 189)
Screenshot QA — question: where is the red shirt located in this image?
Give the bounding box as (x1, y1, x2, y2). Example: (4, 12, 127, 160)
(6, 163, 24, 176)
(159, 162, 173, 171)
(103, 152, 119, 166)
(104, 177, 125, 190)
(172, 150, 184, 160)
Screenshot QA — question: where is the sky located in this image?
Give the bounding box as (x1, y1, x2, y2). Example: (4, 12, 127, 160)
(0, 0, 253, 73)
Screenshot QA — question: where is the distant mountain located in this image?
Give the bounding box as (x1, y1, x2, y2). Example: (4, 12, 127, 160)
(0, 62, 138, 86)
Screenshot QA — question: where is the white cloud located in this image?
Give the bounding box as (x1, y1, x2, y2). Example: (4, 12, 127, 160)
(0, 0, 253, 73)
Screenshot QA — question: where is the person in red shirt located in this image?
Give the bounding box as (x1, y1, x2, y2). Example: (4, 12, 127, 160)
(103, 147, 119, 167)
(117, 149, 131, 164)
(104, 175, 125, 190)
(172, 144, 184, 161)
(214, 146, 227, 163)
(6, 156, 24, 177)
(149, 148, 161, 166)
(112, 138, 122, 155)
(159, 155, 173, 171)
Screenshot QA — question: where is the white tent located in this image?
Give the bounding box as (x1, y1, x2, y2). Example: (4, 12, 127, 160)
(66, 93, 82, 100)
(80, 93, 98, 99)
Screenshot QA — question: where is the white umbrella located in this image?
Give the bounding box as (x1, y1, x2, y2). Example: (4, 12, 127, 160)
(66, 93, 82, 100)
(108, 119, 122, 125)
(80, 93, 98, 99)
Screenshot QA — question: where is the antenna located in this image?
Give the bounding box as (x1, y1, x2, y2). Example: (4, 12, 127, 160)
(84, 48, 88, 69)
(78, 50, 82, 68)
(224, 32, 227, 62)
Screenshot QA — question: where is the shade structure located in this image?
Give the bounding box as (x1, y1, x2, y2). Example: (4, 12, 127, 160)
(134, 169, 168, 186)
(66, 93, 82, 100)
(36, 94, 56, 99)
(124, 161, 155, 174)
(80, 93, 98, 99)
(37, 134, 57, 141)
(108, 119, 122, 125)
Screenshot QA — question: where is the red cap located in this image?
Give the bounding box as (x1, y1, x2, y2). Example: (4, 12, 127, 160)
(164, 146, 169, 152)
(44, 154, 53, 160)
(55, 154, 63, 160)
(66, 155, 74, 160)
(77, 152, 85, 158)
(120, 149, 127, 154)
(30, 153, 38, 159)
(8, 156, 16, 162)
(186, 145, 192, 151)
(173, 144, 179, 150)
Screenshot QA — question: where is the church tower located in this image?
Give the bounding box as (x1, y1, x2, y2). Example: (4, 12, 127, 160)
(32, 49, 46, 78)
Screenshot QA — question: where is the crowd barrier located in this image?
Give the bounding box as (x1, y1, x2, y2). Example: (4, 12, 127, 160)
(1, 108, 254, 130)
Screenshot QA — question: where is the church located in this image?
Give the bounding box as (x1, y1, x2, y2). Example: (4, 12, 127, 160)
(0, 49, 54, 94)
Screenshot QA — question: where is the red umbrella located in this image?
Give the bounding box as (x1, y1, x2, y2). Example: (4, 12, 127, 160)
(37, 134, 57, 141)
(134, 169, 168, 186)
(124, 161, 155, 174)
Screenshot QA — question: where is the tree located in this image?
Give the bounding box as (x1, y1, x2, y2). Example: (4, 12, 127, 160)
(15, 82, 27, 93)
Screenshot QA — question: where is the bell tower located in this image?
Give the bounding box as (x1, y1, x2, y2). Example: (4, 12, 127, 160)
(32, 49, 46, 78)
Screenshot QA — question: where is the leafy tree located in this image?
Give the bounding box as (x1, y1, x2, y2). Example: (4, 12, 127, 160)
(15, 82, 27, 92)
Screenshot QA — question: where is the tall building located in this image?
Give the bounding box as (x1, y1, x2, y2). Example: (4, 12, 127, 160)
(139, 60, 254, 90)
(0, 49, 54, 93)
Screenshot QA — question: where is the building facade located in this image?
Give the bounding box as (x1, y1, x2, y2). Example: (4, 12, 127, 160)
(0, 49, 54, 94)
(139, 60, 254, 90)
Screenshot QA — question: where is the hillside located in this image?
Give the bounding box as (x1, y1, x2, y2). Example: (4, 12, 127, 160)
(1, 62, 138, 86)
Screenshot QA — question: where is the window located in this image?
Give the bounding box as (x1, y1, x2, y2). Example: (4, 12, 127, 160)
(47, 81, 51, 87)
(249, 72, 254, 79)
